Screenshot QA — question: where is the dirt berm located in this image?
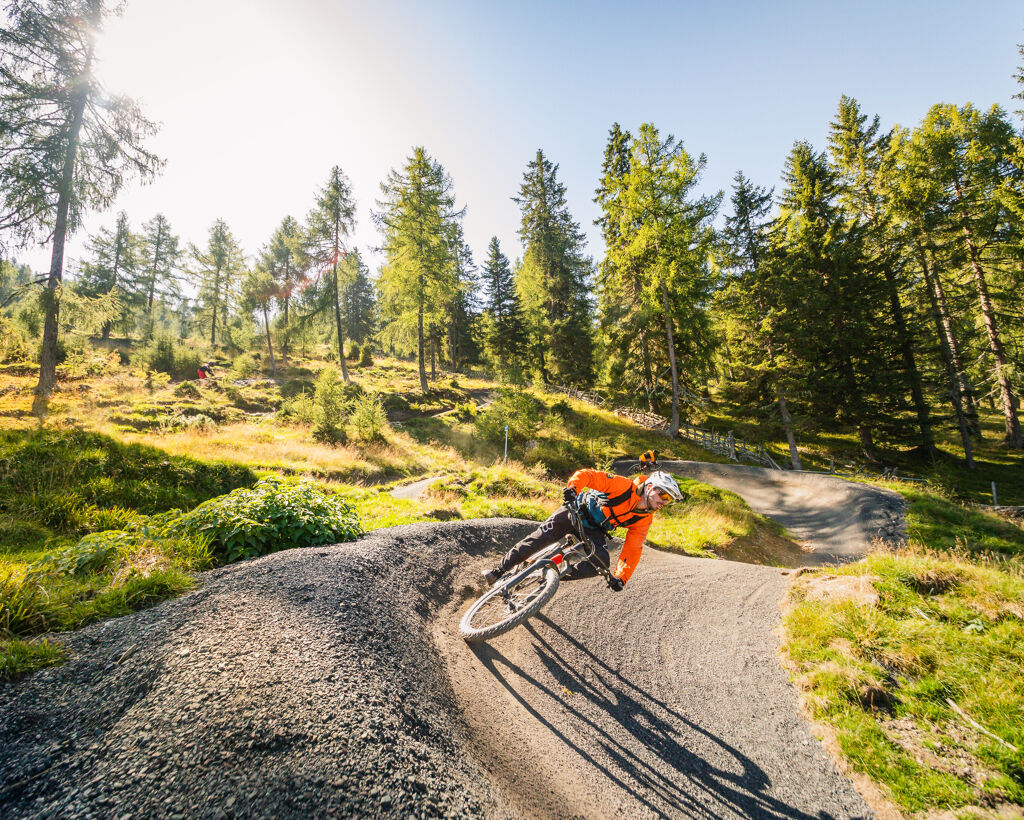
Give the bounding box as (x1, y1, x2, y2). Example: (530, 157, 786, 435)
(0, 519, 873, 819)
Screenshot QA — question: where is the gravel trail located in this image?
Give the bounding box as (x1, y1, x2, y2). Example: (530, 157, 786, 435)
(2, 517, 878, 819)
(636, 460, 906, 564)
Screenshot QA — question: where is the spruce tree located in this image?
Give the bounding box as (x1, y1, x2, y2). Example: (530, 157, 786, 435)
(514, 149, 594, 386)
(480, 237, 524, 375)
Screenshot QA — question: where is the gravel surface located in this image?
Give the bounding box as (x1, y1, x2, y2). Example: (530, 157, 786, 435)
(0, 521, 534, 819)
(639, 461, 906, 564)
(2, 518, 877, 819)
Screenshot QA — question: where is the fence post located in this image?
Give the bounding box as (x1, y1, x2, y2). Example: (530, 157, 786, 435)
(728, 431, 736, 460)
(992, 481, 999, 507)
(504, 425, 508, 463)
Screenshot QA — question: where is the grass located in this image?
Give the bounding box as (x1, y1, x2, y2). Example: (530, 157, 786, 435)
(781, 489, 1024, 814)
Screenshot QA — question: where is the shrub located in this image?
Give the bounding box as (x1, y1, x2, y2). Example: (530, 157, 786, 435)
(173, 381, 201, 400)
(170, 476, 363, 563)
(454, 401, 477, 421)
(146, 337, 204, 380)
(550, 398, 572, 417)
(350, 394, 390, 443)
(280, 378, 315, 399)
(230, 352, 261, 378)
(475, 387, 542, 446)
(359, 344, 373, 367)
(279, 395, 316, 425)
(312, 367, 348, 444)
(347, 342, 361, 360)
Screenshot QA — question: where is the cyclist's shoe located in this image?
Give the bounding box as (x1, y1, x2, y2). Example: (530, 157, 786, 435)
(481, 568, 501, 585)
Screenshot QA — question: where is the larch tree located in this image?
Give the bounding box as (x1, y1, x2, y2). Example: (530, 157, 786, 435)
(0, 0, 163, 396)
(191, 219, 244, 346)
(305, 166, 357, 383)
(906, 104, 1022, 449)
(514, 149, 594, 386)
(241, 267, 278, 375)
(599, 124, 720, 435)
(829, 96, 937, 454)
(139, 213, 181, 340)
(374, 147, 463, 394)
(76, 210, 141, 339)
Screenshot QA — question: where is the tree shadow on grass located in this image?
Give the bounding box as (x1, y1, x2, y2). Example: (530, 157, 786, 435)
(469, 614, 850, 820)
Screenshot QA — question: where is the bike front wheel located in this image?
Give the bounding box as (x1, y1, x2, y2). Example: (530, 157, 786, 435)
(460, 564, 560, 642)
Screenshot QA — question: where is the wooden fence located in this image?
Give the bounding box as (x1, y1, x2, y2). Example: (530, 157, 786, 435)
(550, 384, 781, 470)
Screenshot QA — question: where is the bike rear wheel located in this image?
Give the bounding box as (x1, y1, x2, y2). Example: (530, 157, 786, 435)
(460, 564, 560, 642)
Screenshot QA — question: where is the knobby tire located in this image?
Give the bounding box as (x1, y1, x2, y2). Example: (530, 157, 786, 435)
(459, 565, 560, 642)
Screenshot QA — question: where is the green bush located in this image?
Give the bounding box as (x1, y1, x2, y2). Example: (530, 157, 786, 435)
(312, 367, 348, 445)
(350, 394, 390, 442)
(170, 476, 363, 563)
(230, 352, 260, 378)
(146, 337, 203, 380)
(359, 343, 373, 367)
(475, 387, 542, 446)
(347, 342, 361, 360)
(174, 381, 201, 400)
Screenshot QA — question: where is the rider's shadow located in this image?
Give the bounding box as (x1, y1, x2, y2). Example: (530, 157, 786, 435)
(470, 615, 846, 820)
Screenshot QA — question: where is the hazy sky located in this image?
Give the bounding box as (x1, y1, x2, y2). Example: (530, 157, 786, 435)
(12, 0, 1024, 279)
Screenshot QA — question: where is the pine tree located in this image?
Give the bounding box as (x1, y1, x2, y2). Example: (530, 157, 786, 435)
(341, 249, 376, 345)
(305, 167, 357, 382)
(76, 211, 141, 339)
(514, 149, 594, 386)
(374, 147, 464, 394)
(0, 0, 163, 395)
(480, 237, 524, 375)
(191, 219, 244, 346)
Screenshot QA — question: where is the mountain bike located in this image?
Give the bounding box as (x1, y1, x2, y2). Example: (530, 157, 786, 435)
(459, 498, 615, 643)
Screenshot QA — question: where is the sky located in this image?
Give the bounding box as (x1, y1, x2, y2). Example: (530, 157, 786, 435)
(10, 0, 1024, 280)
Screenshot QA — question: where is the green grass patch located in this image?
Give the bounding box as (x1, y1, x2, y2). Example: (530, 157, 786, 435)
(0, 638, 66, 681)
(782, 510, 1024, 812)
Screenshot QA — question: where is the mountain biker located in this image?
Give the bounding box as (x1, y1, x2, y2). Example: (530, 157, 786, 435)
(482, 468, 686, 592)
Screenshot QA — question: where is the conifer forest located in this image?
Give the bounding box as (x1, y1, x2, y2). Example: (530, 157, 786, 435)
(3, 2, 1024, 475)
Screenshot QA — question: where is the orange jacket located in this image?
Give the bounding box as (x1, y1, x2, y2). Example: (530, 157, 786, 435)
(566, 468, 653, 583)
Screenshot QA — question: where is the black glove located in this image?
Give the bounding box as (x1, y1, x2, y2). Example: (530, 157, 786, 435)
(607, 576, 625, 592)
(562, 487, 578, 505)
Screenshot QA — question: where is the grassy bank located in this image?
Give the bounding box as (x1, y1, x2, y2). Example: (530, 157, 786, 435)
(781, 486, 1024, 815)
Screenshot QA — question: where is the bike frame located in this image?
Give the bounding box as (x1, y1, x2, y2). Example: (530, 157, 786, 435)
(496, 504, 613, 595)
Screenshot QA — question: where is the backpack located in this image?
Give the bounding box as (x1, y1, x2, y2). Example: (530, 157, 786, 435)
(577, 489, 613, 532)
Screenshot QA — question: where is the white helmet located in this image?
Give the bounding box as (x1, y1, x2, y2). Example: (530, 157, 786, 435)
(643, 471, 685, 503)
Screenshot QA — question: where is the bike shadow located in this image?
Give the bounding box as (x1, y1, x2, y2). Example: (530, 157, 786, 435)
(468, 614, 847, 820)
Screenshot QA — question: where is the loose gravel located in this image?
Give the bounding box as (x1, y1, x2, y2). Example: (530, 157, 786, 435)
(2, 513, 882, 819)
(0, 521, 535, 819)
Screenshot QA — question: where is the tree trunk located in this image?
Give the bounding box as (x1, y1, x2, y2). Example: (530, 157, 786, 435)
(332, 259, 350, 383)
(879, 263, 934, 453)
(639, 331, 655, 413)
(263, 305, 276, 376)
(210, 263, 220, 345)
(777, 385, 801, 470)
(37, 55, 91, 397)
(961, 225, 1022, 448)
(417, 297, 428, 394)
(660, 280, 680, 437)
(915, 241, 975, 468)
